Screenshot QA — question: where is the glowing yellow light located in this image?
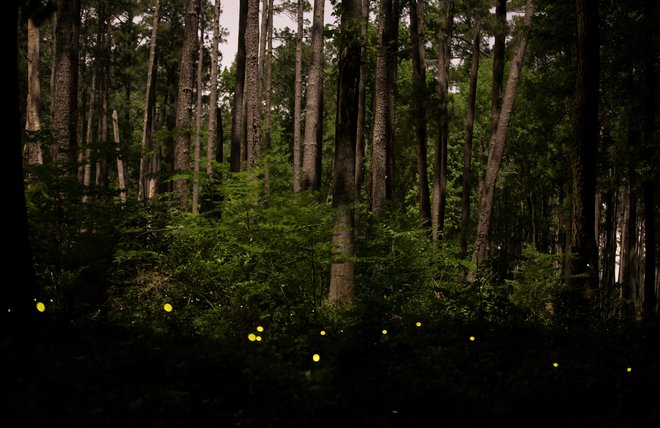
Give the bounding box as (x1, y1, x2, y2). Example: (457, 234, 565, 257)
(382, 329, 388, 335)
(469, 336, 475, 341)
(312, 354, 320, 362)
(36, 302, 46, 313)
(248, 333, 257, 342)
(7, 308, 12, 313)
(256, 336, 262, 341)
(626, 367, 632, 373)
(256, 326, 264, 332)
(320, 330, 326, 336)
(163, 303, 173, 312)
(553, 362, 559, 368)
(416, 322, 422, 327)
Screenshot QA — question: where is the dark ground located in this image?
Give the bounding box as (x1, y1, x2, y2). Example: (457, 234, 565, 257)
(3, 315, 660, 427)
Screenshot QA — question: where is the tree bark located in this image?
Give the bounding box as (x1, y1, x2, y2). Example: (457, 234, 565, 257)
(302, 0, 325, 191)
(173, 0, 201, 206)
(230, 0, 248, 172)
(192, 17, 204, 214)
(51, 0, 80, 168)
(207, 0, 221, 174)
(460, 10, 482, 256)
(263, 0, 274, 191)
(409, 0, 431, 230)
(432, 0, 453, 240)
(471, 0, 534, 276)
(354, 0, 369, 214)
(245, 0, 261, 169)
(566, 0, 599, 290)
(139, 0, 160, 200)
(329, 0, 362, 304)
(112, 110, 127, 203)
(293, 0, 304, 191)
(25, 17, 43, 166)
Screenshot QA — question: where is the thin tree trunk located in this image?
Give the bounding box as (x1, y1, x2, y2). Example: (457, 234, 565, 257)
(302, 0, 325, 191)
(192, 17, 204, 214)
(432, 0, 453, 240)
(139, 0, 160, 200)
(173, 0, 201, 206)
(293, 0, 304, 191)
(471, 0, 534, 277)
(409, 0, 431, 230)
(460, 10, 482, 256)
(230, 0, 248, 171)
(83, 71, 97, 191)
(245, 0, 261, 168)
(264, 0, 274, 191)
(329, 0, 362, 304)
(25, 17, 43, 166)
(112, 110, 127, 203)
(354, 0, 369, 214)
(207, 0, 221, 175)
(386, 0, 398, 203)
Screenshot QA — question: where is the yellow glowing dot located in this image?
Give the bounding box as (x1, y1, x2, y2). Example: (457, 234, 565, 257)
(553, 362, 559, 368)
(7, 308, 12, 313)
(320, 330, 326, 336)
(382, 329, 388, 335)
(312, 354, 320, 362)
(256, 336, 262, 341)
(36, 302, 46, 313)
(248, 333, 257, 342)
(163, 303, 173, 312)
(256, 326, 264, 332)
(626, 367, 632, 373)
(469, 336, 475, 341)
(416, 322, 422, 327)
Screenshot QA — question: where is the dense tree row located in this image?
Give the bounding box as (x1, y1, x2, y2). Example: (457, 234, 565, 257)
(8, 0, 659, 319)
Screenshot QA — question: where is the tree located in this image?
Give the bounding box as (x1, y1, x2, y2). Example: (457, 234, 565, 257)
(354, 0, 369, 212)
(293, 0, 304, 192)
(51, 0, 81, 167)
(138, 0, 160, 200)
(173, 0, 201, 205)
(329, 0, 362, 304)
(459, 2, 483, 256)
(112, 109, 127, 203)
(409, 0, 431, 229)
(432, 0, 453, 240)
(566, 0, 599, 291)
(471, 0, 534, 275)
(207, 0, 222, 175)
(245, 0, 261, 169)
(192, 13, 204, 214)
(230, 0, 248, 172)
(302, 0, 325, 192)
(25, 14, 43, 166)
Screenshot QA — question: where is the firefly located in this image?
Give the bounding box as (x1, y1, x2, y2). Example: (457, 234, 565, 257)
(163, 303, 173, 312)
(469, 336, 475, 341)
(320, 330, 326, 336)
(312, 354, 320, 362)
(416, 322, 422, 327)
(247, 333, 257, 342)
(553, 362, 559, 368)
(256, 326, 264, 332)
(382, 329, 388, 335)
(36, 302, 46, 313)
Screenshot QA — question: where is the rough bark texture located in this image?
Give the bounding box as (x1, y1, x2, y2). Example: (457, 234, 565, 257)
(409, 0, 431, 229)
(173, 0, 201, 205)
(230, 0, 248, 172)
(112, 110, 127, 203)
(490, 0, 506, 139)
(432, 0, 453, 240)
(354, 0, 369, 210)
(139, 0, 160, 200)
(329, 0, 362, 304)
(302, 0, 325, 191)
(51, 0, 80, 167)
(566, 0, 599, 290)
(25, 17, 43, 166)
(263, 0, 274, 191)
(207, 0, 221, 174)
(460, 12, 481, 256)
(471, 0, 534, 276)
(192, 20, 204, 214)
(245, 0, 261, 169)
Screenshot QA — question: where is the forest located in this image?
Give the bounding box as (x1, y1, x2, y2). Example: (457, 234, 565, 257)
(2, 0, 660, 426)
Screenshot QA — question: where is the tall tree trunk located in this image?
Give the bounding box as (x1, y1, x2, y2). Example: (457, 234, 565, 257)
(293, 0, 304, 191)
(566, 0, 599, 291)
(207, 0, 221, 174)
(192, 17, 204, 214)
(112, 110, 127, 203)
(25, 17, 43, 166)
(354, 0, 369, 214)
(83, 72, 97, 192)
(489, 0, 507, 143)
(460, 9, 482, 256)
(471, 0, 534, 276)
(329, 0, 362, 304)
(173, 0, 201, 206)
(432, 0, 453, 240)
(230, 0, 248, 171)
(302, 0, 325, 191)
(409, 0, 431, 229)
(245, 0, 261, 169)
(51, 0, 80, 168)
(370, 0, 394, 212)
(386, 0, 398, 203)
(139, 0, 160, 200)
(263, 0, 274, 191)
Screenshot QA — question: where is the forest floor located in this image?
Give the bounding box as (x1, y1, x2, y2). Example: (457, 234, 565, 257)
(2, 315, 660, 428)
